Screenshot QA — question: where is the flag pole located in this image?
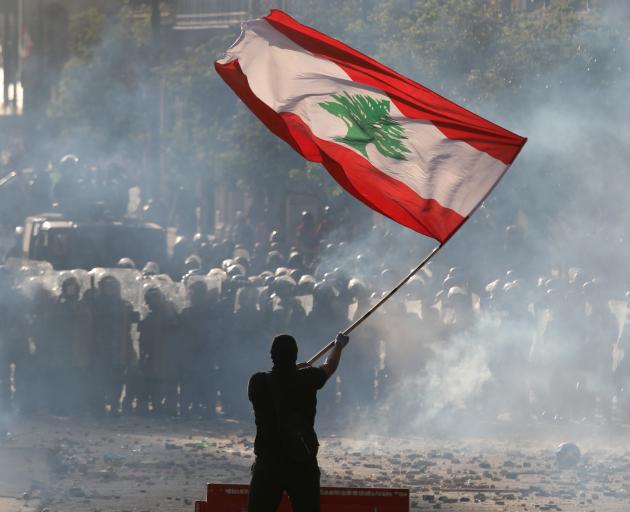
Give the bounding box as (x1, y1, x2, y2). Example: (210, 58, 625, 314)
(305, 242, 444, 366)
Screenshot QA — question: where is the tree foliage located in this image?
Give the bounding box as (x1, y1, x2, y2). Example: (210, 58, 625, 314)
(48, 5, 151, 159)
(47, 0, 627, 220)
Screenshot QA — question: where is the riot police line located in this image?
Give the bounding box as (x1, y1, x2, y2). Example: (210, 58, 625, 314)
(0, 248, 629, 425)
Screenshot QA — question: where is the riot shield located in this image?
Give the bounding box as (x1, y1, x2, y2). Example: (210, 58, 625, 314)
(234, 283, 260, 313)
(142, 273, 187, 313)
(17, 273, 59, 301)
(88, 268, 144, 310)
(187, 273, 223, 305)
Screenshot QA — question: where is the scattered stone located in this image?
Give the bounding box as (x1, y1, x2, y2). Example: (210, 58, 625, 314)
(556, 443, 581, 469)
(474, 492, 487, 502)
(67, 486, 86, 498)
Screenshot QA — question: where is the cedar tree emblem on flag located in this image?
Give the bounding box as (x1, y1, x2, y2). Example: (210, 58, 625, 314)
(215, 10, 527, 243)
(319, 93, 411, 161)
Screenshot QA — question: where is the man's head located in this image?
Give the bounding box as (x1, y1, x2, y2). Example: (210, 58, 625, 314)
(271, 334, 298, 369)
(188, 280, 207, 308)
(99, 275, 121, 298)
(60, 275, 80, 301)
(144, 286, 163, 312)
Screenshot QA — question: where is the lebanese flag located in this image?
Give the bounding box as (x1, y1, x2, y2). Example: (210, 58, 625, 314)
(215, 10, 526, 243)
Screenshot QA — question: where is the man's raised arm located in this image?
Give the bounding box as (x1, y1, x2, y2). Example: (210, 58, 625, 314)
(319, 333, 349, 379)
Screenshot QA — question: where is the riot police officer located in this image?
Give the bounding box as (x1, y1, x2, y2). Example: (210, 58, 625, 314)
(179, 280, 216, 416)
(90, 275, 139, 415)
(46, 275, 92, 414)
(138, 286, 180, 415)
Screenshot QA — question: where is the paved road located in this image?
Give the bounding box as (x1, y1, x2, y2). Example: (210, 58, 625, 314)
(1, 415, 630, 511)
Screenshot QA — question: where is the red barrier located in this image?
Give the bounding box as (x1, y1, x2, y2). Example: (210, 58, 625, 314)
(197, 483, 409, 511)
(195, 500, 209, 512)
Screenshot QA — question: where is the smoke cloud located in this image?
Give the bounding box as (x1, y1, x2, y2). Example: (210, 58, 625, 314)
(308, 2, 630, 434)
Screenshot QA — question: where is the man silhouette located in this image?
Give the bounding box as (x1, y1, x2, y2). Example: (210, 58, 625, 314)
(247, 332, 348, 511)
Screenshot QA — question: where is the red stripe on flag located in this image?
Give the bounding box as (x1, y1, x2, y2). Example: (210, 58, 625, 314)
(215, 59, 464, 242)
(265, 10, 526, 166)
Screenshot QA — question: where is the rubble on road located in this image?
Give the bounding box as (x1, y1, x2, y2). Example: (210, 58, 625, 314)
(2, 416, 630, 511)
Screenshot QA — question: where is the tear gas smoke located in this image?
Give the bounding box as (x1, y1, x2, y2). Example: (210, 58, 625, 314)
(311, 3, 630, 434)
(0, 3, 628, 437)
